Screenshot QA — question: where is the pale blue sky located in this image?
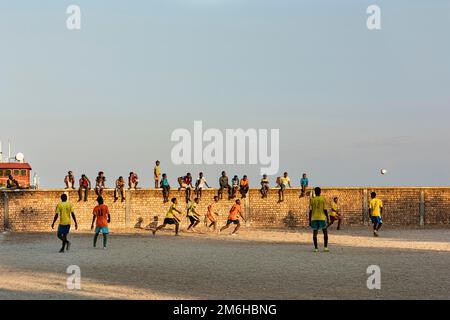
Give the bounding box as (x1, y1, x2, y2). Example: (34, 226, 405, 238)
(1, 0, 449, 188)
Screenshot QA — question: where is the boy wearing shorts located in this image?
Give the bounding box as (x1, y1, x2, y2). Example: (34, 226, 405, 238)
(153, 198, 182, 236)
(309, 187, 330, 253)
(206, 196, 220, 231)
(187, 198, 201, 232)
(219, 199, 246, 235)
(91, 196, 111, 249)
(51, 193, 78, 253)
(327, 197, 342, 230)
(369, 192, 383, 237)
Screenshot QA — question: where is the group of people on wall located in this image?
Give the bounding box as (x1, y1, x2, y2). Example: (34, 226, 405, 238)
(63, 161, 311, 204)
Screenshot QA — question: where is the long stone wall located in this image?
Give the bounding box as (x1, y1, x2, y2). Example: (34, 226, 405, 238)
(0, 187, 449, 232)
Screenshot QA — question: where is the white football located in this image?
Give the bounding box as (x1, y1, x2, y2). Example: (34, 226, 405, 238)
(380, 169, 388, 175)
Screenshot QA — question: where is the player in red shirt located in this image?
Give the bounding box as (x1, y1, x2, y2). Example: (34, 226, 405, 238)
(91, 196, 111, 249)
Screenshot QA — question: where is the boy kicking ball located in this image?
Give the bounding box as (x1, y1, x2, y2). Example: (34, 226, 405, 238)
(153, 198, 182, 236)
(309, 187, 330, 253)
(219, 199, 245, 236)
(91, 196, 111, 249)
(369, 192, 383, 237)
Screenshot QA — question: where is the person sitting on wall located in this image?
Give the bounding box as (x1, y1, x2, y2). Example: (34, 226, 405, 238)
(128, 172, 139, 189)
(160, 173, 170, 203)
(64, 171, 76, 189)
(239, 175, 249, 198)
(260, 174, 270, 198)
(6, 175, 20, 189)
(114, 176, 125, 202)
(78, 174, 91, 202)
(95, 171, 106, 196)
(231, 175, 240, 199)
(218, 171, 232, 200)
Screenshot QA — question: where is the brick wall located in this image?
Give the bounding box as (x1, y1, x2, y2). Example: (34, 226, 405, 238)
(1, 187, 449, 232)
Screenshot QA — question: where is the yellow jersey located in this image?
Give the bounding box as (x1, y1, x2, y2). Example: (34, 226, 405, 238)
(370, 198, 383, 217)
(310, 196, 327, 221)
(55, 201, 73, 225)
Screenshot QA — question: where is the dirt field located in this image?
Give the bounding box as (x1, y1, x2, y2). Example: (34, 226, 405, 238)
(1, 226, 449, 300)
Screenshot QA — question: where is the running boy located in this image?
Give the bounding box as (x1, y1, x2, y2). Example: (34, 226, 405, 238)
(206, 196, 220, 231)
(51, 193, 78, 253)
(219, 199, 246, 235)
(327, 197, 342, 230)
(309, 187, 330, 252)
(91, 196, 111, 249)
(369, 192, 383, 237)
(187, 198, 201, 232)
(153, 198, 182, 236)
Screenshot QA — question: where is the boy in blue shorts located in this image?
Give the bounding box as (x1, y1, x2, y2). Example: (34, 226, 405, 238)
(91, 196, 111, 249)
(309, 187, 330, 252)
(369, 192, 383, 237)
(51, 193, 78, 253)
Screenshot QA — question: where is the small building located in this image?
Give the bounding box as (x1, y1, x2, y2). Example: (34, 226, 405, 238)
(0, 163, 32, 188)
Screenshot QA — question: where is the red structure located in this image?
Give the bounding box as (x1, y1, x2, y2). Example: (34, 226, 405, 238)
(0, 163, 32, 188)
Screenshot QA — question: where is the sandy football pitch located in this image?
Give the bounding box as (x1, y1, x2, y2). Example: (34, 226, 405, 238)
(0, 226, 449, 300)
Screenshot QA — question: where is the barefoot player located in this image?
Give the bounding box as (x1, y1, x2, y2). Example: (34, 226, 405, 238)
(309, 187, 330, 253)
(219, 199, 245, 235)
(153, 198, 182, 236)
(51, 193, 78, 253)
(91, 196, 111, 249)
(206, 196, 220, 231)
(369, 192, 383, 237)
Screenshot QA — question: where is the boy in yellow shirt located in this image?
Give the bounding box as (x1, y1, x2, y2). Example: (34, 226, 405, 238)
(186, 198, 201, 232)
(327, 197, 342, 230)
(154, 160, 161, 189)
(369, 192, 383, 237)
(309, 187, 330, 252)
(153, 198, 182, 236)
(51, 193, 78, 253)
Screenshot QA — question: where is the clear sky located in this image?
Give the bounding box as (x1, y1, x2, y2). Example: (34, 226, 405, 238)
(1, 0, 449, 188)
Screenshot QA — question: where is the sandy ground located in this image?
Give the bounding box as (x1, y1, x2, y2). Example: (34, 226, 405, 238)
(1, 225, 450, 300)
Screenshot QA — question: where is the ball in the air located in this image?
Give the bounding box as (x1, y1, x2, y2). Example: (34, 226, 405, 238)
(380, 169, 387, 175)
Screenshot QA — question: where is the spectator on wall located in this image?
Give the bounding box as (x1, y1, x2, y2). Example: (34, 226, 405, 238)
(95, 171, 106, 196)
(218, 171, 231, 200)
(260, 174, 270, 198)
(154, 160, 161, 189)
(300, 173, 309, 198)
(160, 173, 170, 203)
(114, 176, 125, 202)
(64, 171, 75, 189)
(195, 172, 210, 199)
(239, 175, 249, 198)
(128, 172, 139, 189)
(78, 174, 91, 202)
(231, 175, 240, 199)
